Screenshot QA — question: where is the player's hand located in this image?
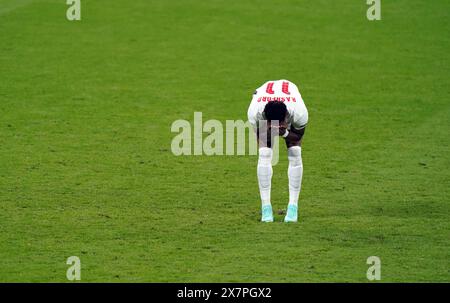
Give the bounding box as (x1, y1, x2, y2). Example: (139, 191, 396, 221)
(269, 125, 287, 137)
(278, 126, 287, 137)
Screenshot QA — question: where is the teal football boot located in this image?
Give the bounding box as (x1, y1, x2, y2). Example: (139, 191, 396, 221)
(284, 204, 298, 222)
(261, 205, 274, 222)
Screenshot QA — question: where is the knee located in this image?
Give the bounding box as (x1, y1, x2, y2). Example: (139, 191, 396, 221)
(288, 146, 302, 166)
(258, 147, 273, 166)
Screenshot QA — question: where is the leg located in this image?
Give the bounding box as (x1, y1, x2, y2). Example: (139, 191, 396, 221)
(257, 147, 273, 206)
(284, 127, 305, 222)
(256, 126, 274, 222)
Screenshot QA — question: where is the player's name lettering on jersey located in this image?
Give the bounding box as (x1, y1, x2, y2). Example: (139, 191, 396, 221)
(257, 96, 297, 102)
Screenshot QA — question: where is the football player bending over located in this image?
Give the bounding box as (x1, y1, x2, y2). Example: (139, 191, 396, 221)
(247, 80, 308, 222)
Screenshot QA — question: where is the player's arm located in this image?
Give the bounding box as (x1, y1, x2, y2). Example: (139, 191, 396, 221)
(255, 123, 273, 148)
(279, 125, 306, 147)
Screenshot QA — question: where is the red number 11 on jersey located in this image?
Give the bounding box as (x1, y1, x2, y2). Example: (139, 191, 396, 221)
(265, 81, 291, 95)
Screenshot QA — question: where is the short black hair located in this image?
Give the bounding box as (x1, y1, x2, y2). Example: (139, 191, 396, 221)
(263, 101, 287, 122)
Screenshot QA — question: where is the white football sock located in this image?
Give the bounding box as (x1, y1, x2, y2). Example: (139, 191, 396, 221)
(257, 147, 273, 206)
(287, 146, 303, 207)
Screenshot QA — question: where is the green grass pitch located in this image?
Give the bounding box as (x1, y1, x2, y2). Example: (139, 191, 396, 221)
(0, 0, 449, 282)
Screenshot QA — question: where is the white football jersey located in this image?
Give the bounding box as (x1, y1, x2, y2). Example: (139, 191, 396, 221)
(247, 79, 308, 130)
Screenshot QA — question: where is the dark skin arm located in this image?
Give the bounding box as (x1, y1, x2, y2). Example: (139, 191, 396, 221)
(277, 124, 305, 148)
(256, 120, 306, 148)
